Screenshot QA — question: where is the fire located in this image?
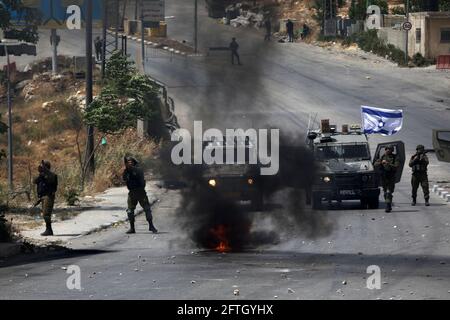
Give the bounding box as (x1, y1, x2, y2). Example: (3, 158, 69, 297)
(210, 225, 231, 252)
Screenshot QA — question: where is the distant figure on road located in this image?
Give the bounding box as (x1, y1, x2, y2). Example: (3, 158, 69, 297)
(374, 145, 400, 213)
(94, 36, 103, 61)
(301, 23, 309, 40)
(34, 160, 58, 236)
(229, 37, 242, 65)
(264, 18, 272, 41)
(286, 19, 294, 43)
(123, 156, 157, 234)
(409, 144, 430, 206)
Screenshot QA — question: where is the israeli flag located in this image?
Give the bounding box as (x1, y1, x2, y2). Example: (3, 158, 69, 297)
(361, 106, 403, 136)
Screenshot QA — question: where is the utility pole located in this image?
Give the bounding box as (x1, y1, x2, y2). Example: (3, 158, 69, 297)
(405, 0, 410, 64)
(115, 0, 120, 50)
(5, 45, 13, 191)
(102, 0, 108, 79)
(51, 29, 58, 74)
(194, 0, 198, 53)
(1, 41, 37, 192)
(85, 0, 95, 178)
(140, 0, 145, 71)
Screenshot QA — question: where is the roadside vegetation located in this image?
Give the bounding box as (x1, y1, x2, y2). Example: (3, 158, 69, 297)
(0, 52, 163, 238)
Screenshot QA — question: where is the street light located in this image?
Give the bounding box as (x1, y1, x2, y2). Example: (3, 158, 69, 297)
(1, 40, 37, 192)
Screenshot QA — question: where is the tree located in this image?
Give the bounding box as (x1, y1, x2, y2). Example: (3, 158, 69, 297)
(0, 0, 40, 43)
(349, 0, 367, 20)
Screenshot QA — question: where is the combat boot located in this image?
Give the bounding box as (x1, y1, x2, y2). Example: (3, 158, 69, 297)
(145, 209, 158, 233)
(40, 219, 53, 236)
(148, 221, 158, 234)
(411, 197, 416, 206)
(126, 210, 136, 234)
(425, 198, 430, 206)
(385, 203, 392, 213)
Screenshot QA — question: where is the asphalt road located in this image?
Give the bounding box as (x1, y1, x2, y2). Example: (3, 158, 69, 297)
(1, 0, 450, 299)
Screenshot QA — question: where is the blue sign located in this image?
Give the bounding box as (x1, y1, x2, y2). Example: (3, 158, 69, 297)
(2, 0, 104, 29)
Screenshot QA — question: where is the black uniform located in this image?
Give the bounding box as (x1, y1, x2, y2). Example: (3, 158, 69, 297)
(286, 20, 294, 42)
(229, 39, 241, 65)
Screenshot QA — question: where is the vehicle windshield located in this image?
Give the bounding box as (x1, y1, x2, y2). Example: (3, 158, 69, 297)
(315, 143, 370, 160)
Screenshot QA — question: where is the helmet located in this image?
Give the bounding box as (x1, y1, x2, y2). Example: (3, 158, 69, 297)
(41, 160, 51, 170)
(416, 144, 425, 151)
(124, 156, 138, 165)
(385, 145, 394, 151)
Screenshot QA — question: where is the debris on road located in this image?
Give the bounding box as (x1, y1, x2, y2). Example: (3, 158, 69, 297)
(233, 289, 240, 296)
(287, 288, 295, 294)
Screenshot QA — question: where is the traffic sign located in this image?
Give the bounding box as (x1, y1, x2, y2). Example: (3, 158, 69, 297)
(402, 21, 412, 31)
(141, 0, 165, 22)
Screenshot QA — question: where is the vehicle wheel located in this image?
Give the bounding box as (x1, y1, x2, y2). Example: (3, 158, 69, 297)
(360, 198, 368, 209)
(251, 195, 264, 212)
(368, 196, 379, 209)
(306, 189, 312, 205)
(312, 193, 321, 210)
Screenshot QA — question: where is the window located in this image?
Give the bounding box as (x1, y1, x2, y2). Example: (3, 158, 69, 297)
(315, 144, 371, 161)
(416, 28, 421, 43)
(441, 28, 450, 43)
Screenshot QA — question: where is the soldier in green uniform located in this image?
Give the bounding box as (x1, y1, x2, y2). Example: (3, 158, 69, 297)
(123, 156, 157, 234)
(409, 144, 430, 206)
(374, 146, 400, 213)
(34, 160, 58, 236)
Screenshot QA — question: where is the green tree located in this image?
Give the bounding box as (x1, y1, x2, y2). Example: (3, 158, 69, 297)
(83, 51, 160, 135)
(0, 0, 40, 43)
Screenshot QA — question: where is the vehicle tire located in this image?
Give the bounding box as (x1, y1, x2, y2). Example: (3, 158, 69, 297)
(312, 193, 321, 210)
(306, 189, 312, 205)
(251, 194, 264, 212)
(360, 198, 368, 209)
(368, 196, 379, 209)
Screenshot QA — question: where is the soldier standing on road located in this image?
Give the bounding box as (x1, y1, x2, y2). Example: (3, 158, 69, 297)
(409, 144, 430, 206)
(264, 18, 272, 41)
(94, 36, 103, 62)
(34, 161, 58, 236)
(374, 146, 400, 213)
(286, 19, 294, 43)
(229, 37, 242, 65)
(123, 156, 157, 234)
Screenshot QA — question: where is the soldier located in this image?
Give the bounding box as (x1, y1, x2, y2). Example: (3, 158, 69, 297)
(123, 156, 157, 234)
(34, 160, 58, 236)
(94, 36, 103, 62)
(374, 145, 400, 212)
(286, 19, 294, 43)
(264, 18, 272, 41)
(409, 144, 430, 206)
(229, 37, 242, 66)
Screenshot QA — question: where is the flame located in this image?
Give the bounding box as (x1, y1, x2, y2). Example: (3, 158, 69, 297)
(210, 225, 231, 252)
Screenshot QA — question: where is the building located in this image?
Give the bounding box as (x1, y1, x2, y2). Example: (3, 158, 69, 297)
(379, 11, 450, 60)
(408, 11, 450, 60)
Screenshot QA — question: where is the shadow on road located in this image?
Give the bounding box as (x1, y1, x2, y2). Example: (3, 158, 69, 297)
(0, 248, 115, 269)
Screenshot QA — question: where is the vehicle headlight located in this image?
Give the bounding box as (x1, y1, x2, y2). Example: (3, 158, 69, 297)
(208, 179, 217, 187)
(323, 176, 331, 183)
(247, 178, 254, 185)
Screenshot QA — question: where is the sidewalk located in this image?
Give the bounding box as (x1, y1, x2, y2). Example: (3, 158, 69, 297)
(19, 182, 162, 245)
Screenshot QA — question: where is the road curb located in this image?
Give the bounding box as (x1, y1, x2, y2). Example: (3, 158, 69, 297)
(0, 242, 22, 259)
(107, 30, 193, 57)
(78, 198, 158, 237)
(432, 184, 450, 202)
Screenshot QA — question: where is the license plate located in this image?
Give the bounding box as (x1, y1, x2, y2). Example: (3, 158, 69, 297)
(339, 189, 356, 196)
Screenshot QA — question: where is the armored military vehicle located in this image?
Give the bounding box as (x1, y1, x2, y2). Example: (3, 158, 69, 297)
(199, 136, 264, 211)
(306, 119, 405, 209)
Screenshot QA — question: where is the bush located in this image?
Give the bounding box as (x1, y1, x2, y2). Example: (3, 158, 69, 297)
(346, 30, 407, 66)
(64, 188, 80, 206)
(412, 52, 431, 67)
